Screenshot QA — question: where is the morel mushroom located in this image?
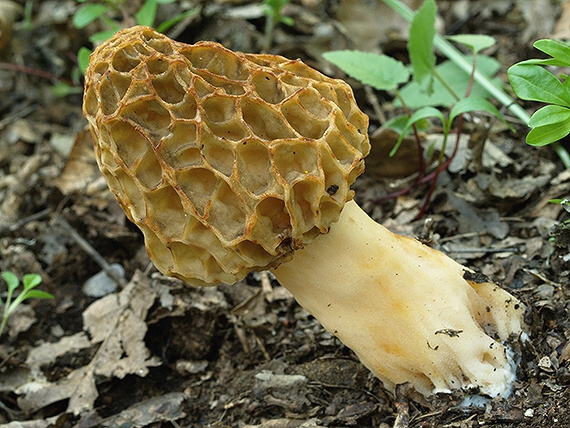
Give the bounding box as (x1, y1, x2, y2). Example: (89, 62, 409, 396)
(83, 26, 525, 397)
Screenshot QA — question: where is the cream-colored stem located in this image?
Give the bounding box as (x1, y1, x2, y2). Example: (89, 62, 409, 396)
(272, 200, 524, 397)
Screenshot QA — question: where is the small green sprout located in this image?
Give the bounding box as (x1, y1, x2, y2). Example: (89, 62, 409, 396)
(72, 0, 198, 74)
(262, 0, 294, 51)
(0, 271, 54, 339)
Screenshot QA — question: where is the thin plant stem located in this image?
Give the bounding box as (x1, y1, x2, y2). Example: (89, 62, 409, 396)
(415, 116, 463, 219)
(263, 15, 276, 53)
(393, 89, 426, 177)
(0, 313, 8, 338)
(433, 68, 460, 102)
(0, 62, 75, 86)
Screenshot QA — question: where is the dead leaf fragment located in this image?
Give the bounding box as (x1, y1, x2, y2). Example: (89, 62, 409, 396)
(5, 304, 37, 339)
(336, 0, 422, 52)
(517, 0, 558, 42)
(17, 271, 161, 415)
(54, 128, 101, 196)
(99, 392, 187, 428)
(552, 0, 570, 39)
(26, 332, 91, 369)
(367, 127, 422, 178)
(82, 271, 161, 378)
(0, 0, 22, 50)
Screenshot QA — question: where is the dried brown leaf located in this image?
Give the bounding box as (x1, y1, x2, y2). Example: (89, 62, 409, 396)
(17, 271, 160, 415)
(53, 128, 101, 196)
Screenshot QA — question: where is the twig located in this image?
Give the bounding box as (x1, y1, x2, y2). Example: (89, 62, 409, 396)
(447, 247, 521, 254)
(52, 214, 127, 288)
(393, 383, 411, 428)
(364, 85, 387, 123)
(0, 208, 50, 235)
(0, 62, 76, 86)
(0, 103, 37, 130)
(522, 268, 562, 288)
(259, 271, 275, 302)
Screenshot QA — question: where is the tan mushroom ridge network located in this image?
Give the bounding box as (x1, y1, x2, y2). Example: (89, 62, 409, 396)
(84, 26, 370, 286)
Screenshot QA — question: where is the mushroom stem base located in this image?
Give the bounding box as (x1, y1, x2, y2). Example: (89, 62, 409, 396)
(271, 200, 524, 397)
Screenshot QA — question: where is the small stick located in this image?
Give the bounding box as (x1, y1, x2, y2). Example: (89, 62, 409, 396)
(0, 62, 76, 86)
(259, 270, 275, 302)
(0, 103, 36, 130)
(52, 214, 127, 288)
(447, 247, 521, 254)
(0, 208, 50, 234)
(393, 383, 411, 428)
(364, 85, 387, 124)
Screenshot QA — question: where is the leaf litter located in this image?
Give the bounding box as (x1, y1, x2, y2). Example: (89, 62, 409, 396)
(14, 271, 160, 415)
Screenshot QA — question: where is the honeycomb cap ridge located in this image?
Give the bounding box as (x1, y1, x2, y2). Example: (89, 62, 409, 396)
(83, 26, 370, 286)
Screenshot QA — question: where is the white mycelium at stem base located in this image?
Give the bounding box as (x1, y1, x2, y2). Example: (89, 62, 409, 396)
(273, 200, 524, 397)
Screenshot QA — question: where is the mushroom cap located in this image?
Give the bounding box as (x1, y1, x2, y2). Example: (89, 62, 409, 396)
(83, 26, 370, 286)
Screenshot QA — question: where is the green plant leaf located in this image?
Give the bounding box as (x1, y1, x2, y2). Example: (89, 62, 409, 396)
(22, 290, 54, 300)
(408, 0, 436, 86)
(22, 273, 42, 290)
(527, 120, 570, 146)
(52, 82, 83, 97)
(1, 271, 19, 292)
(398, 55, 501, 108)
(280, 16, 294, 26)
(384, 114, 411, 134)
(78, 47, 92, 74)
(529, 105, 570, 127)
(391, 106, 445, 156)
(89, 29, 118, 43)
(323, 50, 410, 91)
(508, 64, 570, 106)
(447, 34, 496, 54)
(533, 39, 570, 66)
(263, 0, 290, 20)
(73, 4, 109, 29)
(136, 0, 158, 27)
(385, 114, 431, 135)
(448, 96, 513, 133)
(156, 7, 199, 33)
(513, 58, 570, 67)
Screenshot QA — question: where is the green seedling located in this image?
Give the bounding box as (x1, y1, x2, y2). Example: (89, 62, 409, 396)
(72, 0, 198, 72)
(0, 271, 53, 339)
(262, 0, 294, 51)
(50, 0, 197, 96)
(508, 39, 570, 147)
(324, 0, 508, 217)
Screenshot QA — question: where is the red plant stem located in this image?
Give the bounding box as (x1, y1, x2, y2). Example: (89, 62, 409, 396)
(0, 62, 76, 86)
(394, 89, 426, 178)
(371, 122, 463, 207)
(412, 124, 426, 178)
(414, 115, 464, 220)
(375, 54, 479, 217)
